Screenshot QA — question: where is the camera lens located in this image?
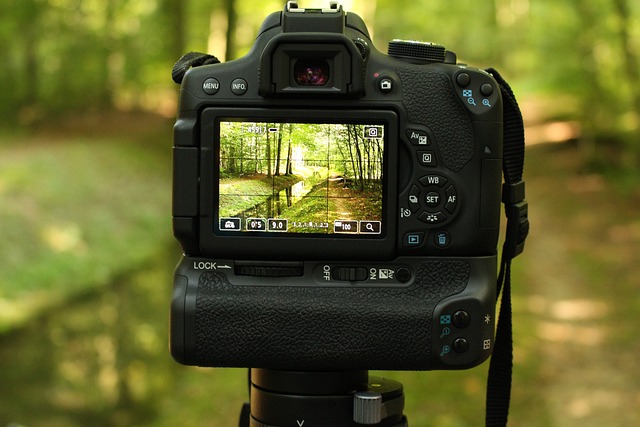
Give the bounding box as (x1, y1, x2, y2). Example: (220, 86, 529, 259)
(293, 59, 330, 86)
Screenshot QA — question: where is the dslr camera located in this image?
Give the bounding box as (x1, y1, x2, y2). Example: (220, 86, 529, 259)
(171, 1, 503, 372)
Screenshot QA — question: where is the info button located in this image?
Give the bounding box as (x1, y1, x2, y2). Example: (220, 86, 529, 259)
(231, 78, 248, 95)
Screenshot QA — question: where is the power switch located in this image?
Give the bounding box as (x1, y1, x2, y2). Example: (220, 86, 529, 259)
(332, 267, 368, 282)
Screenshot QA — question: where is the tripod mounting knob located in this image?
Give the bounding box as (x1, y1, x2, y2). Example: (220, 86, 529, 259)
(353, 391, 383, 424)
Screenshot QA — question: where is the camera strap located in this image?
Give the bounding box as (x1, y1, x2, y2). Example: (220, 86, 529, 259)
(172, 52, 221, 84)
(484, 68, 529, 427)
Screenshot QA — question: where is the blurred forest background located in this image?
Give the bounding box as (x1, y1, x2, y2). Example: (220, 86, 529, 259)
(1, 0, 639, 426)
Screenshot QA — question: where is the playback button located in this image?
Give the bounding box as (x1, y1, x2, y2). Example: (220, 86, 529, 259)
(404, 232, 424, 247)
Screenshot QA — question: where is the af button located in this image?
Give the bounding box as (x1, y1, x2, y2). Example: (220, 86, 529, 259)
(444, 185, 458, 214)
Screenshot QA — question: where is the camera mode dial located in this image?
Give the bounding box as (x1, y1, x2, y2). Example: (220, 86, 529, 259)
(388, 40, 446, 63)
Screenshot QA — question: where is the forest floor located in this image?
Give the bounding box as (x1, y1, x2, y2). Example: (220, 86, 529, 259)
(507, 141, 640, 426)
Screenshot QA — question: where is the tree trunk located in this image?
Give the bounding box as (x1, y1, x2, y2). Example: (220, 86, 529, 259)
(224, 0, 238, 60)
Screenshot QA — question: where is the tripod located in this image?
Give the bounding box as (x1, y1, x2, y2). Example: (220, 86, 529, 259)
(238, 369, 408, 426)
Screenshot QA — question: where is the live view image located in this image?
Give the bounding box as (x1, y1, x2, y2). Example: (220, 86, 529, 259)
(217, 121, 385, 234)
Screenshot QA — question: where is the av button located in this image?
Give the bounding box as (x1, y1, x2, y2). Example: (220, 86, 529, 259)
(407, 129, 429, 146)
(396, 267, 412, 283)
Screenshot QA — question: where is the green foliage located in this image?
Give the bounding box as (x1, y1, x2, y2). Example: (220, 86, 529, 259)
(1, 0, 638, 151)
(0, 121, 172, 331)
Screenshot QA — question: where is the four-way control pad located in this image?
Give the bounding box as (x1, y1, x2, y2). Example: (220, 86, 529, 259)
(408, 174, 459, 226)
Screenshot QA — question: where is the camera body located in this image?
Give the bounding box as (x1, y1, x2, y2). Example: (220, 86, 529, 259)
(171, 2, 502, 371)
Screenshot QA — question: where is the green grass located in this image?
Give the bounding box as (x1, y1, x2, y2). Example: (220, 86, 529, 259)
(0, 123, 173, 332)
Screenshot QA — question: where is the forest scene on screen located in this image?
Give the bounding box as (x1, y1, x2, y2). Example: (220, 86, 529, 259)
(218, 122, 384, 234)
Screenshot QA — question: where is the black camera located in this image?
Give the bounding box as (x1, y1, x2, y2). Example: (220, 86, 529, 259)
(171, 1, 503, 372)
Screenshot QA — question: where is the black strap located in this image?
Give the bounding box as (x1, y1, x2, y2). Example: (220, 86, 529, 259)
(484, 68, 529, 427)
(172, 52, 221, 84)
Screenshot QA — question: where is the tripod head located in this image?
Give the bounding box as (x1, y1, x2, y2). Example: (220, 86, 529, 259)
(240, 369, 408, 427)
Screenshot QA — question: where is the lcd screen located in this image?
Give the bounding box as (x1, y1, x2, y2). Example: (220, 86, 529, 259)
(216, 120, 385, 236)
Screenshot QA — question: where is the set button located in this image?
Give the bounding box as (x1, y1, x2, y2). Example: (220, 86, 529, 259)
(425, 191, 440, 207)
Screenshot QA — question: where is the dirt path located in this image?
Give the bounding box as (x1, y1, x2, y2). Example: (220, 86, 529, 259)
(511, 143, 640, 426)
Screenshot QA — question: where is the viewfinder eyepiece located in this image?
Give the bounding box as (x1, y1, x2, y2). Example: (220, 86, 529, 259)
(293, 59, 331, 86)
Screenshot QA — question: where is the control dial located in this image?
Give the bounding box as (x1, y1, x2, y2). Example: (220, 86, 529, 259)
(388, 39, 446, 63)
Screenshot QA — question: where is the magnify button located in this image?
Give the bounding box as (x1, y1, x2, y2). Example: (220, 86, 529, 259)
(482, 99, 491, 107)
(467, 97, 476, 106)
(360, 221, 381, 234)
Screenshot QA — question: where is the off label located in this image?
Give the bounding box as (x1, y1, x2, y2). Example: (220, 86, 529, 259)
(323, 265, 331, 281)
